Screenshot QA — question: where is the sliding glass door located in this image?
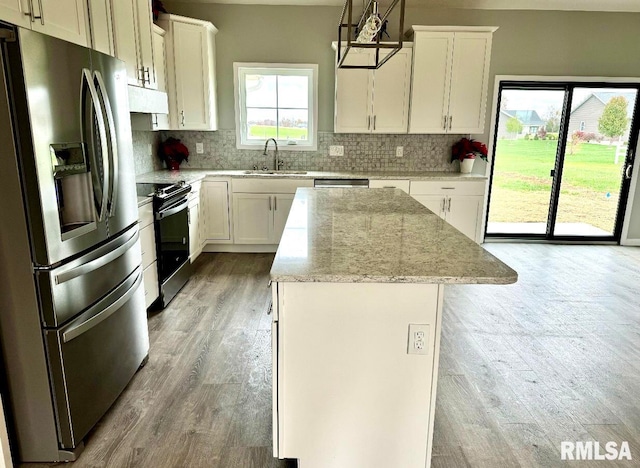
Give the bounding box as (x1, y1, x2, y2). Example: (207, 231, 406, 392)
(486, 81, 639, 241)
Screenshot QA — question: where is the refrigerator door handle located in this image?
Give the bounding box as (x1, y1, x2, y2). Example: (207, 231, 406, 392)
(93, 70, 119, 218)
(82, 69, 109, 222)
(62, 267, 143, 343)
(54, 229, 138, 284)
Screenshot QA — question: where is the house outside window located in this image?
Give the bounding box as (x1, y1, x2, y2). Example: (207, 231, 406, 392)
(579, 121, 586, 131)
(234, 63, 318, 151)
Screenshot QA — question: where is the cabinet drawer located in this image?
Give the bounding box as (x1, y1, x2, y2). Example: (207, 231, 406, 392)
(369, 179, 410, 193)
(232, 178, 314, 194)
(138, 202, 154, 228)
(143, 262, 159, 309)
(140, 224, 157, 268)
(409, 180, 485, 196)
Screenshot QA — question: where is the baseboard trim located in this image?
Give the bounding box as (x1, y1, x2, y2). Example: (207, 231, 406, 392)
(203, 244, 278, 253)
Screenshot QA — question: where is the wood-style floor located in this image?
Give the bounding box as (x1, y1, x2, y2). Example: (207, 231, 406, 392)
(22, 245, 640, 467)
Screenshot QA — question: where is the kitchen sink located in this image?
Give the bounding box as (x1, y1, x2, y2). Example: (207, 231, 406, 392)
(243, 170, 308, 175)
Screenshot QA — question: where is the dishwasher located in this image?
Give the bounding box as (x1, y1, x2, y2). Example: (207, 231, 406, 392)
(314, 179, 369, 188)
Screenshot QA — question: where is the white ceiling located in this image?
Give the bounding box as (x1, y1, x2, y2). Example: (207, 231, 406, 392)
(170, 0, 640, 12)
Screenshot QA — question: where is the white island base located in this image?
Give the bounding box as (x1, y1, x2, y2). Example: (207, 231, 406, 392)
(272, 281, 444, 468)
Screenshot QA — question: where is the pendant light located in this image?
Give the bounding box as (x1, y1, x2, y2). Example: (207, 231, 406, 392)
(337, 0, 406, 69)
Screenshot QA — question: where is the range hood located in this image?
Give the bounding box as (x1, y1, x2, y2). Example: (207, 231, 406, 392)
(128, 85, 168, 114)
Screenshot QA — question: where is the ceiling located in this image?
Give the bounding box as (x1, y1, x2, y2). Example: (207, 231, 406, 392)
(169, 0, 640, 12)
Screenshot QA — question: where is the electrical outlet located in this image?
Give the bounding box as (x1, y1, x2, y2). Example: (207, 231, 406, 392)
(408, 324, 429, 355)
(329, 145, 344, 157)
(396, 146, 404, 158)
(196, 142, 204, 154)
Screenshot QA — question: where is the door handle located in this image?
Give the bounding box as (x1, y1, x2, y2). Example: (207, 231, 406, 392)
(62, 268, 143, 343)
(82, 69, 109, 222)
(94, 71, 119, 218)
(156, 200, 188, 220)
(55, 229, 139, 284)
(625, 164, 633, 179)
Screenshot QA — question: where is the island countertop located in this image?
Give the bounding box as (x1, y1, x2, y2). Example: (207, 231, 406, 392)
(270, 188, 517, 284)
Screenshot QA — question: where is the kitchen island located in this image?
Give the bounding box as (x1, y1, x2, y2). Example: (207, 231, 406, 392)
(270, 188, 517, 468)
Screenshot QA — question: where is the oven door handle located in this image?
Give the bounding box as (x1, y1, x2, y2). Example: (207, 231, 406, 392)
(156, 200, 188, 220)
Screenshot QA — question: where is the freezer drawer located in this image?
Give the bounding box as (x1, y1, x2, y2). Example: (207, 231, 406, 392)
(38, 227, 142, 327)
(45, 267, 149, 449)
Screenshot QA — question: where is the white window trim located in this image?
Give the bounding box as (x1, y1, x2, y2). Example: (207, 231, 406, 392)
(233, 62, 319, 151)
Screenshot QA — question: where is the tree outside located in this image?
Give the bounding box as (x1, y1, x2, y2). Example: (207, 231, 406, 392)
(598, 96, 629, 141)
(506, 117, 523, 135)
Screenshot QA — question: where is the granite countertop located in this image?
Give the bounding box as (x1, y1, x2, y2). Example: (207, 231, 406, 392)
(135, 168, 487, 185)
(270, 188, 517, 285)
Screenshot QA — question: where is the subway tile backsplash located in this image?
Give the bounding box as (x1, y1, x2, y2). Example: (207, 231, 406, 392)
(132, 129, 461, 175)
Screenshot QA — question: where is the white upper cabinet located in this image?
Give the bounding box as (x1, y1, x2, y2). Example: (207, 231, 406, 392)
(0, 0, 31, 28)
(334, 45, 412, 134)
(87, 0, 114, 56)
(158, 13, 218, 131)
(152, 25, 170, 130)
(1, 0, 88, 46)
(408, 26, 496, 134)
(110, 0, 156, 88)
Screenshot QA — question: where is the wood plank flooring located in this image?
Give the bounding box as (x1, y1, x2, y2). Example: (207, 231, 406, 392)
(21, 245, 640, 467)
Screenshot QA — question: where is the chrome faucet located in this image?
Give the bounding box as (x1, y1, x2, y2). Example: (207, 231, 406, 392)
(263, 138, 281, 171)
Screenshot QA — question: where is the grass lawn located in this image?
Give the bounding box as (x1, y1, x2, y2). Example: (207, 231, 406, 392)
(249, 125, 307, 140)
(489, 139, 625, 232)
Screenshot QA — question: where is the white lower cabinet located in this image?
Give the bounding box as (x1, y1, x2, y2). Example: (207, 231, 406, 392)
(188, 197, 201, 262)
(232, 179, 313, 246)
(410, 180, 486, 243)
(139, 203, 159, 308)
(202, 180, 231, 241)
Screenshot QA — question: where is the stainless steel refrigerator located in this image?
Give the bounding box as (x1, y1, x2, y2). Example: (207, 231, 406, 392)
(0, 26, 149, 462)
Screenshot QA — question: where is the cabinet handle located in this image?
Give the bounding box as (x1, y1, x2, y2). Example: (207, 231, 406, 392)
(274, 196, 277, 211)
(449, 115, 453, 130)
(367, 116, 371, 130)
(35, 0, 44, 24)
(447, 197, 452, 212)
(443, 115, 447, 131)
(441, 198, 446, 213)
(180, 110, 185, 126)
(152, 114, 158, 128)
(373, 115, 377, 131)
(143, 67, 151, 85)
(268, 196, 272, 211)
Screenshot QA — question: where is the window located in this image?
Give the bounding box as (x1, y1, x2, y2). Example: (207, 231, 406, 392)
(234, 63, 318, 151)
(579, 121, 586, 131)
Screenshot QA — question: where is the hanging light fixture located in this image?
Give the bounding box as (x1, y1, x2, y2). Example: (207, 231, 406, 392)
(337, 0, 406, 70)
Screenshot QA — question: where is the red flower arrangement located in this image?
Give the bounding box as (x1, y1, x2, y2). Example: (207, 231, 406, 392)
(159, 137, 189, 171)
(451, 138, 488, 163)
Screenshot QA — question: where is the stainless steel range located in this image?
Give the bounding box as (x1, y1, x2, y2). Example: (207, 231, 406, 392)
(137, 182, 192, 308)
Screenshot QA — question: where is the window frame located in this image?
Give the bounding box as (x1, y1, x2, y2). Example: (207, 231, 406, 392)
(233, 62, 319, 151)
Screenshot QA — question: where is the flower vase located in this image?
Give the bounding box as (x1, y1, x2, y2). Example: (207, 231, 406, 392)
(460, 158, 475, 174)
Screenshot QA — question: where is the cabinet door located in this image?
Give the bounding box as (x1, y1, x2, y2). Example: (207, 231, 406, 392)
(371, 48, 412, 134)
(272, 194, 294, 244)
(334, 49, 373, 133)
(203, 181, 230, 241)
(142, 262, 159, 308)
(134, 0, 156, 89)
(87, 0, 114, 56)
(408, 32, 453, 134)
(32, 0, 88, 47)
(233, 194, 272, 244)
(448, 32, 492, 134)
(152, 27, 170, 130)
(0, 0, 31, 28)
(110, 0, 140, 85)
(188, 201, 200, 261)
(173, 21, 210, 130)
(412, 195, 445, 219)
(445, 195, 483, 242)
